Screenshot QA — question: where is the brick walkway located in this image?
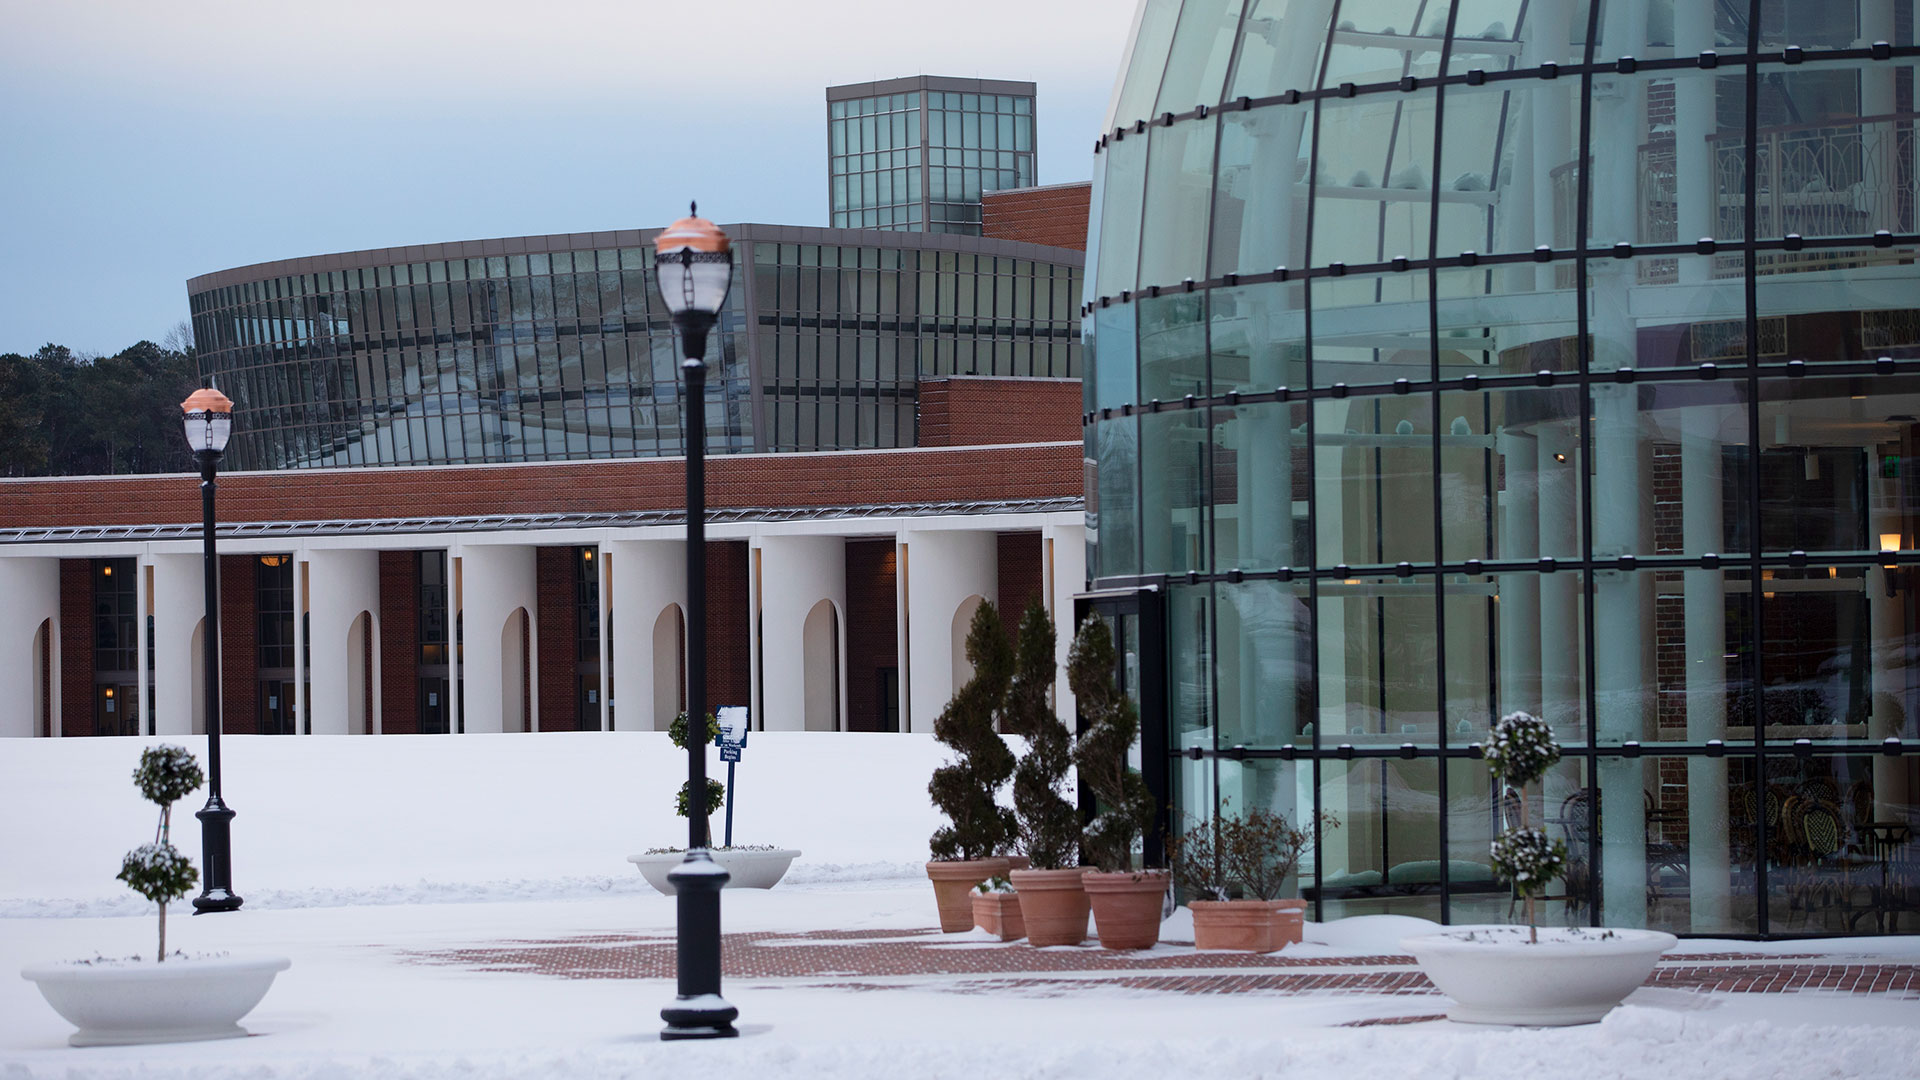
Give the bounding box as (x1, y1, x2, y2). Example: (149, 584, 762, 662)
(396, 928, 1920, 1001)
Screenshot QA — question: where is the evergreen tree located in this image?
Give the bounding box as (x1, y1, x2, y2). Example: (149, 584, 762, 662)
(1068, 615, 1156, 873)
(1005, 598, 1076, 869)
(927, 601, 1016, 861)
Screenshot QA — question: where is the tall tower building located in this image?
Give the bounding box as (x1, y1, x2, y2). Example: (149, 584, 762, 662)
(826, 76, 1036, 234)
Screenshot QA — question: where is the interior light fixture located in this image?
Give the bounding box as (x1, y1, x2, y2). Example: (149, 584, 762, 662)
(1882, 533, 1902, 552)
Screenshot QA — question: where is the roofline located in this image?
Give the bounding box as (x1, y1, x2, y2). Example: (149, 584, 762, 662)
(825, 75, 1036, 101)
(186, 223, 1083, 293)
(982, 180, 1093, 196)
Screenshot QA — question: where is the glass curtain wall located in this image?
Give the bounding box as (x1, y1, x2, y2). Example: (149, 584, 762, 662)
(1087, 0, 1920, 936)
(191, 235, 1082, 470)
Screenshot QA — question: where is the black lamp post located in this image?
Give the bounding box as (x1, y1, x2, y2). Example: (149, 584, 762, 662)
(182, 387, 243, 914)
(654, 205, 738, 1041)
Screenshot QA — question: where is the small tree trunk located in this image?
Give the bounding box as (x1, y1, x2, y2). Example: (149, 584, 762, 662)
(1522, 784, 1537, 944)
(157, 900, 166, 963)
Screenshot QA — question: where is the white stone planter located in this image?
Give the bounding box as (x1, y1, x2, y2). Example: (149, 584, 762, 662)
(628, 849, 800, 895)
(21, 954, 291, 1047)
(1402, 927, 1675, 1026)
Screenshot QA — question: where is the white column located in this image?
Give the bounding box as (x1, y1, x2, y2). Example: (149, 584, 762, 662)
(1682, 406, 1732, 929)
(1673, 0, 1716, 284)
(1536, 426, 1580, 734)
(305, 548, 380, 736)
(1592, 381, 1650, 927)
(1861, 0, 1899, 229)
(755, 534, 847, 732)
(0, 557, 59, 738)
(1043, 522, 1087, 730)
(608, 539, 685, 731)
(1498, 431, 1541, 717)
(900, 529, 998, 734)
(149, 553, 204, 737)
(456, 543, 537, 734)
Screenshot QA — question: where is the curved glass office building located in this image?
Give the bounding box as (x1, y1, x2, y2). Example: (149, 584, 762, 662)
(1083, 0, 1920, 935)
(188, 226, 1082, 470)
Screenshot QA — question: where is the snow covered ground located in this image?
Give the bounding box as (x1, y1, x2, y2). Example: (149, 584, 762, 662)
(2, 734, 1918, 1079)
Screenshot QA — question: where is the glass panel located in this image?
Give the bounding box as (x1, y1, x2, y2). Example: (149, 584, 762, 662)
(1312, 394, 1435, 567)
(1314, 757, 1445, 920)
(1446, 756, 1590, 928)
(1209, 101, 1314, 278)
(1140, 408, 1211, 575)
(1225, 0, 1328, 100)
(1091, 303, 1137, 411)
(1092, 416, 1140, 579)
(1137, 292, 1209, 402)
(1589, 567, 1755, 749)
(1205, 281, 1306, 394)
(1094, 134, 1148, 300)
(1112, 0, 1184, 128)
(1215, 578, 1310, 747)
(1595, 754, 1763, 934)
(1752, 376, 1920, 556)
(1137, 118, 1218, 288)
(1153, 0, 1243, 113)
(1312, 90, 1438, 267)
(1169, 581, 1215, 757)
(1589, 69, 1747, 247)
(1316, 573, 1439, 745)
(1438, 79, 1579, 259)
(1209, 400, 1310, 573)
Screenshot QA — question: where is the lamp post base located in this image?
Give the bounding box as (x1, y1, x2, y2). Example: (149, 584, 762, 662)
(660, 999, 740, 1041)
(193, 800, 243, 914)
(660, 851, 736, 1039)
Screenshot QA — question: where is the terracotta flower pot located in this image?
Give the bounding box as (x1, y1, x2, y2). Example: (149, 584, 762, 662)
(1009, 867, 1091, 946)
(1081, 869, 1170, 951)
(926, 858, 1009, 933)
(1273, 898, 1306, 946)
(1004, 855, 1032, 874)
(1190, 899, 1284, 953)
(971, 891, 1025, 941)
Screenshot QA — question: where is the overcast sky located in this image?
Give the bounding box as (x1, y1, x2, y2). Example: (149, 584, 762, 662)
(0, 0, 1132, 356)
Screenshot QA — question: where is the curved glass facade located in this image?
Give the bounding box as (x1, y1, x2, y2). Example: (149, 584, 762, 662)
(1088, 0, 1920, 935)
(188, 227, 1081, 470)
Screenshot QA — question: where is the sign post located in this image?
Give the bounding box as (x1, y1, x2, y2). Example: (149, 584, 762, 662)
(715, 706, 749, 848)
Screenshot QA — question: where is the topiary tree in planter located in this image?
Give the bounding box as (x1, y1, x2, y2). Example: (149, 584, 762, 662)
(670, 711, 725, 848)
(1485, 710, 1568, 944)
(927, 600, 1016, 862)
(1005, 597, 1075, 870)
(1068, 615, 1154, 874)
(119, 746, 204, 962)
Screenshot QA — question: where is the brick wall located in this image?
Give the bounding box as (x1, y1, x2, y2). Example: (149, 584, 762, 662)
(844, 539, 899, 733)
(378, 551, 420, 734)
(981, 182, 1092, 251)
(707, 541, 751, 717)
(58, 559, 93, 737)
(219, 554, 259, 735)
(536, 546, 579, 731)
(996, 531, 1045, 643)
(918, 377, 1082, 448)
(0, 444, 1081, 532)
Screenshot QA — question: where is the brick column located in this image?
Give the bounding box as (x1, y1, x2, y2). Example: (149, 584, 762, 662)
(536, 546, 580, 731)
(58, 559, 93, 737)
(219, 554, 259, 735)
(378, 551, 421, 734)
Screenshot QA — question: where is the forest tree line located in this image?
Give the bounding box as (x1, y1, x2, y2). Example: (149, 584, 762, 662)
(0, 333, 202, 477)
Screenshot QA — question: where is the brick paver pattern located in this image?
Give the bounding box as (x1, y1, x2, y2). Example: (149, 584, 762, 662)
(396, 928, 1920, 1001)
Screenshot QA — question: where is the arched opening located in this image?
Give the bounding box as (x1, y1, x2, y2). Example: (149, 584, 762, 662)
(32, 618, 50, 738)
(653, 604, 686, 731)
(190, 617, 207, 737)
(347, 611, 372, 736)
(951, 593, 987, 692)
(803, 599, 841, 732)
(501, 607, 529, 732)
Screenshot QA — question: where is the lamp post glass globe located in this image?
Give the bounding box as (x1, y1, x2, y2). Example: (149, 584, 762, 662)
(181, 387, 234, 456)
(180, 386, 242, 914)
(653, 206, 737, 1040)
